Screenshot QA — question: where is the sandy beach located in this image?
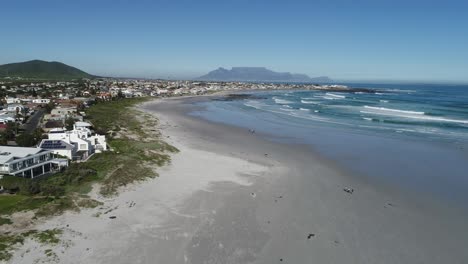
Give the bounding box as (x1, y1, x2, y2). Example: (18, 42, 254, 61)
(8, 97, 468, 264)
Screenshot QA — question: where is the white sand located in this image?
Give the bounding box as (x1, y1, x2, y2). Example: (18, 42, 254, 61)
(8, 105, 268, 264)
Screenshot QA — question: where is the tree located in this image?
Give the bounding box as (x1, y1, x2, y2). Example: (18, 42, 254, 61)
(16, 133, 35, 147)
(117, 89, 125, 99)
(45, 101, 55, 113)
(16, 133, 37, 147)
(65, 117, 75, 130)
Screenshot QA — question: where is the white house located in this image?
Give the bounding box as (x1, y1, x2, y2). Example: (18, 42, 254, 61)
(38, 139, 76, 160)
(6, 104, 25, 113)
(5, 97, 21, 104)
(0, 146, 68, 179)
(47, 124, 107, 161)
(32, 98, 51, 104)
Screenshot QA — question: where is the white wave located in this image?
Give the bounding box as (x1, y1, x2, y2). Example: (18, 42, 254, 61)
(354, 92, 365, 94)
(323, 96, 339, 100)
(244, 101, 351, 125)
(314, 110, 320, 113)
(363, 117, 373, 121)
(299, 108, 309, 111)
(283, 105, 292, 108)
(363, 106, 425, 115)
(274, 98, 294, 104)
(384, 89, 416, 93)
(380, 100, 389, 103)
(360, 109, 468, 124)
(301, 100, 319, 104)
(326, 93, 346, 99)
(280, 108, 295, 112)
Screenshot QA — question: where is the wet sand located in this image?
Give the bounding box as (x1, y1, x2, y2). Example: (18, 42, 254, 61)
(9, 97, 468, 264)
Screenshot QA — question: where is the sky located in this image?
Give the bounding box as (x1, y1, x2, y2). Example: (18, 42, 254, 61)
(1, 0, 467, 83)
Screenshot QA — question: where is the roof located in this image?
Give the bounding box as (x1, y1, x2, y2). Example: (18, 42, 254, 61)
(75, 121, 92, 127)
(44, 120, 64, 128)
(0, 146, 49, 164)
(39, 139, 74, 150)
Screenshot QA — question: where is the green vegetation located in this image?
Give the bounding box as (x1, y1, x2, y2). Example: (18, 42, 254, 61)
(0, 97, 177, 260)
(0, 217, 12, 226)
(0, 60, 94, 80)
(0, 233, 25, 261)
(0, 229, 63, 261)
(30, 229, 63, 244)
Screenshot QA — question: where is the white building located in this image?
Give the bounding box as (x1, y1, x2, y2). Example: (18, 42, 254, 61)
(0, 146, 68, 179)
(32, 98, 51, 104)
(47, 123, 107, 161)
(38, 139, 76, 160)
(6, 104, 25, 113)
(5, 97, 21, 104)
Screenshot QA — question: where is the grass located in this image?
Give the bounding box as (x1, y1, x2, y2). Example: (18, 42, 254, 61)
(31, 229, 63, 244)
(0, 217, 12, 226)
(0, 234, 24, 261)
(0, 195, 51, 215)
(0, 229, 63, 261)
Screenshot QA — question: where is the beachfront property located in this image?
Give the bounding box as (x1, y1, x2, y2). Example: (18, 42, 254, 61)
(45, 121, 107, 161)
(0, 146, 68, 179)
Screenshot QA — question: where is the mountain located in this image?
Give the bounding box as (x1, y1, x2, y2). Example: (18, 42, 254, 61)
(197, 67, 332, 83)
(0, 60, 94, 80)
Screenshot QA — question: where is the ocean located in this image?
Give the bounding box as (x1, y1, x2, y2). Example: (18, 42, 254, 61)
(190, 83, 468, 208)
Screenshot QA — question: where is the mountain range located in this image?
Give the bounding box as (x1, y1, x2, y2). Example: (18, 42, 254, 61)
(197, 67, 331, 83)
(0, 60, 94, 80)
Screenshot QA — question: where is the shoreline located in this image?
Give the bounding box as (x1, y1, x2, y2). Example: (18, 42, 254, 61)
(7, 97, 468, 263)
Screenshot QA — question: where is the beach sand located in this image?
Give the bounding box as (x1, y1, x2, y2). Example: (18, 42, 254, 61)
(8, 97, 468, 264)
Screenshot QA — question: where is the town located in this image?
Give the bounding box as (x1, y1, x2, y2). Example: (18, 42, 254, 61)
(0, 78, 346, 183)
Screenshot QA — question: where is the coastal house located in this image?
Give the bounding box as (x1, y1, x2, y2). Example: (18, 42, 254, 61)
(38, 139, 76, 160)
(0, 146, 68, 179)
(46, 123, 107, 161)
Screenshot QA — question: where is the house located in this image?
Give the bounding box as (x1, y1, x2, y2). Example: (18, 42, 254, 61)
(32, 98, 51, 104)
(47, 125, 107, 161)
(0, 112, 16, 124)
(50, 107, 77, 116)
(38, 139, 76, 160)
(0, 146, 68, 179)
(5, 97, 21, 104)
(6, 103, 25, 113)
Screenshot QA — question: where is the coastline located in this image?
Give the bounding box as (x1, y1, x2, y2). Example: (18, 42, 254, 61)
(8, 96, 468, 263)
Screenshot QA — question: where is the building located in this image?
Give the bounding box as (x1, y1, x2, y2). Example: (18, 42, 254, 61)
(32, 98, 51, 104)
(46, 123, 107, 161)
(5, 97, 21, 104)
(6, 103, 25, 113)
(0, 146, 68, 179)
(38, 139, 76, 159)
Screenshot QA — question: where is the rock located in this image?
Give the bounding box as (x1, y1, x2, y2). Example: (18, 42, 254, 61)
(109, 216, 117, 219)
(343, 187, 354, 194)
(307, 233, 315, 239)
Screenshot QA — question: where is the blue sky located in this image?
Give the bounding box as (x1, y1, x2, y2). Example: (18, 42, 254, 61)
(1, 0, 467, 82)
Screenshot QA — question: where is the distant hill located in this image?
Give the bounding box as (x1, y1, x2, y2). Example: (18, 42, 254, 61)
(0, 60, 94, 80)
(197, 67, 332, 83)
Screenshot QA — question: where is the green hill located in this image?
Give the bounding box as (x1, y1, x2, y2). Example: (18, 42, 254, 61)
(0, 60, 95, 80)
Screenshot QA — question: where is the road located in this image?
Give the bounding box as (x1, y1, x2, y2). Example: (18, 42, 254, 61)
(23, 108, 45, 133)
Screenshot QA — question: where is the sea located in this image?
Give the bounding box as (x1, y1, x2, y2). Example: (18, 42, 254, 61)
(189, 83, 468, 208)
